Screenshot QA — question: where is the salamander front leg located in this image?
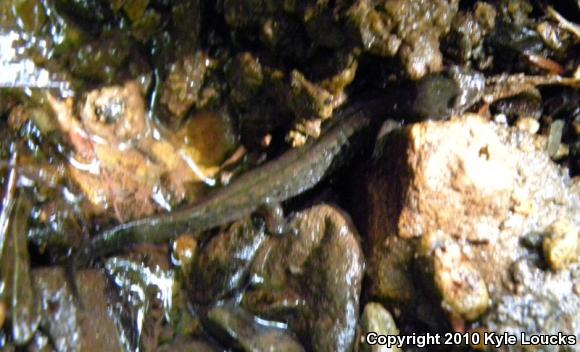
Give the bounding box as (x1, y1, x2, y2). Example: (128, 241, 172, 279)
(255, 203, 287, 236)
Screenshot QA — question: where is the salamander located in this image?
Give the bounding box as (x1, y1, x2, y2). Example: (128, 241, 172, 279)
(72, 70, 474, 266)
(72, 99, 384, 266)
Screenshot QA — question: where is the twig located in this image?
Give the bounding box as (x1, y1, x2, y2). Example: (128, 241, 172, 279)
(483, 74, 580, 104)
(0, 151, 18, 256)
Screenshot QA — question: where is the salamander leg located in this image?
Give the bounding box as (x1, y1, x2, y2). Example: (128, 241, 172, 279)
(256, 203, 287, 235)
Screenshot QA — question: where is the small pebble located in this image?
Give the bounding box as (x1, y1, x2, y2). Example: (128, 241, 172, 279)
(261, 133, 272, 148)
(493, 113, 508, 125)
(172, 234, 198, 270)
(547, 119, 565, 159)
(552, 144, 569, 161)
(420, 232, 490, 321)
(360, 302, 401, 352)
(515, 117, 540, 134)
(543, 219, 578, 271)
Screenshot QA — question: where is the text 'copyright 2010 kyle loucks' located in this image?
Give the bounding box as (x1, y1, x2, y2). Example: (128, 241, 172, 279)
(363, 332, 577, 349)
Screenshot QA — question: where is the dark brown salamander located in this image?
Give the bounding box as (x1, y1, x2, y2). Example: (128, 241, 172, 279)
(73, 99, 386, 266)
(72, 68, 473, 267)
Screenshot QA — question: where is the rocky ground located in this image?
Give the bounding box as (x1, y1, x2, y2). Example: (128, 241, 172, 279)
(0, 0, 578, 351)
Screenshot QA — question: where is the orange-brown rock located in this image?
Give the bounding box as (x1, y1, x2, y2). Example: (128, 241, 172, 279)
(357, 114, 579, 337)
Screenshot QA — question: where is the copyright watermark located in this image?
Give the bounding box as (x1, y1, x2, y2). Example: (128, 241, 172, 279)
(362, 332, 577, 348)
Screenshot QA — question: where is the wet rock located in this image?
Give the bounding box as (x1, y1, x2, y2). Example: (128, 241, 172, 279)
(366, 235, 416, 304)
(242, 204, 364, 352)
(515, 116, 540, 134)
(159, 52, 219, 121)
(498, 0, 533, 27)
(171, 234, 198, 277)
(156, 336, 221, 352)
(481, 260, 580, 351)
(105, 257, 175, 351)
(547, 119, 565, 159)
(536, 21, 568, 52)
(68, 32, 132, 84)
(417, 231, 489, 321)
(359, 303, 402, 352)
(347, 0, 459, 79)
(287, 54, 359, 145)
(410, 74, 458, 121)
(447, 66, 485, 115)
(47, 81, 235, 221)
(32, 267, 123, 352)
(360, 114, 579, 341)
(174, 111, 237, 171)
(491, 90, 543, 121)
(225, 52, 264, 106)
(442, 2, 496, 65)
(394, 114, 577, 243)
(188, 217, 267, 304)
(288, 70, 339, 124)
(167, 286, 204, 340)
(205, 304, 304, 352)
(486, 20, 544, 70)
(26, 331, 54, 352)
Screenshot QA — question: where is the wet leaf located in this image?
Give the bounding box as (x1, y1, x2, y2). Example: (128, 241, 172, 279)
(0, 194, 41, 345)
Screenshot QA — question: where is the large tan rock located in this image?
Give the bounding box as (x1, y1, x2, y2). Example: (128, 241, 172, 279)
(357, 114, 579, 346)
(399, 114, 516, 241)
